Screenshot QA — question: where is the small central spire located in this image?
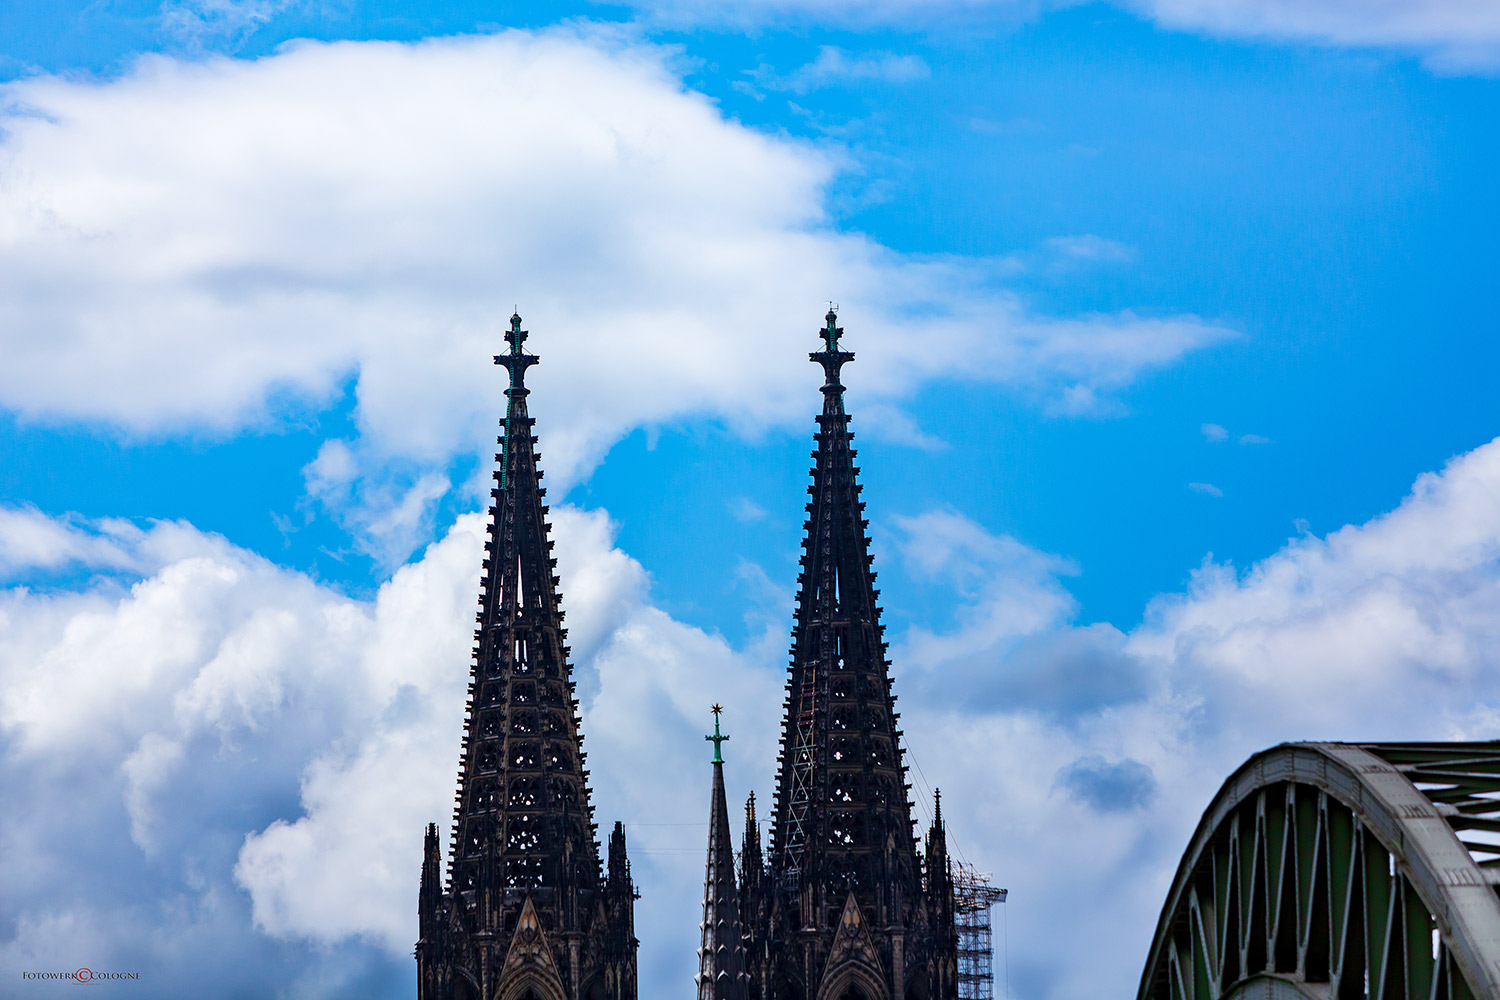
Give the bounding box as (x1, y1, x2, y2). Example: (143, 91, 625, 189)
(706, 704, 730, 764)
(698, 703, 749, 1000)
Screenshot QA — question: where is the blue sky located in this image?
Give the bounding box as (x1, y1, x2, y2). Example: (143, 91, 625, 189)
(1, 1, 1499, 998)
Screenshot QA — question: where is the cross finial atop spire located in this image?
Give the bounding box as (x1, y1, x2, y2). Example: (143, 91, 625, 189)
(811, 306, 852, 390)
(706, 704, 730, 764)
(496, 310, 539, 393)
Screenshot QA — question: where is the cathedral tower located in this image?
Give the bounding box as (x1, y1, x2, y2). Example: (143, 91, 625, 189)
(734, 311, 958, 1000)
(417, 314, 638, 1000)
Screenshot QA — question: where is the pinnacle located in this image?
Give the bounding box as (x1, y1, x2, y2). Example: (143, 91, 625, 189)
(698, 707, 749, 1000)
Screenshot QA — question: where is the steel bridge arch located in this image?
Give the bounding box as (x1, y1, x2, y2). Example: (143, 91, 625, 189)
(1138, 742, 1500, 1000)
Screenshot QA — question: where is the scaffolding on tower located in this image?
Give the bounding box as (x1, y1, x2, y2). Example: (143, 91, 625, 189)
(782, 658, 824, 893)
(953, 862, 1007, 1000)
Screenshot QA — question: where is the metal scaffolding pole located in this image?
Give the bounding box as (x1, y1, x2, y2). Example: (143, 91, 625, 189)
(953, 862, 1007, 1000)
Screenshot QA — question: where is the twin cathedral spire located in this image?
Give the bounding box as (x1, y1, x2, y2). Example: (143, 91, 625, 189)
(696, 311, 958, 1000)
(419, 310, 958, 1000)
(417, 313, 637, 1000)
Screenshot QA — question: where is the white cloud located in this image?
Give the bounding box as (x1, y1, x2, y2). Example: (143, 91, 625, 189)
(0, 514, 408, 993)
(1138, 437, 1500, 736)
(635, 0, 1500, 71)
(302, 438, 357, 501)
(890, 510, 1141, 719)
(159, 0, 295, 42)
(1201, 423, 1271, 447)
(1187, 480, 1223, 496)
(729, 496, 770, 522)
(0, 506, 143, 575)
(756, 46, 931, 93)
(1043, 234, 1138, 266)
(1134, 0, 1500, 71)
(857, 402, 949, 449)
(0, 527, 364, 762)
(896, 508, 1077, 638)
(641, 0, 1053, 29)
(0, 29, 1227, 532)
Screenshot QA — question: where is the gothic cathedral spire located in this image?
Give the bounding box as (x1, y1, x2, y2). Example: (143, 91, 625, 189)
(417, 314, 638, 1000)
(734, 310, 958, 1000)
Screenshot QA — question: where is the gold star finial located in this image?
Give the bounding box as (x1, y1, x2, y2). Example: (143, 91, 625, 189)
(706, 705, 729, 763)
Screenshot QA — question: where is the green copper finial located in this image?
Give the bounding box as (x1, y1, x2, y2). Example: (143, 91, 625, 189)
(495, 311, 539, 494)
(706, 703, 730, 764)
(509, 312, 525, 359)
(824, 304, 840, 352)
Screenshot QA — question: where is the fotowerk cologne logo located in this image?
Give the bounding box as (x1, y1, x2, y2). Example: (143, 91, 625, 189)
(20, 969, 141, 985)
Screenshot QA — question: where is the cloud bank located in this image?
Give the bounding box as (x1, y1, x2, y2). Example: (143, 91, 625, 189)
(0, 503, 782, 995)
(6, 435, 1500, 997)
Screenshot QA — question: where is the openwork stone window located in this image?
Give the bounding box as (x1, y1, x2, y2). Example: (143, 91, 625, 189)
(827, 858, 866, 894)
(465, 818, 492, 856)
(471, 778, 500, 810)
(830, 736, 855, 763)
(505, 813, 540, 853)
(830, 775, 860, 804)
(507, 778, 539, 809)
(504, 855, 542, 887)
(829, 811, 863, 847)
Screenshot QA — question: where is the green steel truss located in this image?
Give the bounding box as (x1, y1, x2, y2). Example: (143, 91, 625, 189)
(1138, 742, 1500, 1000)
